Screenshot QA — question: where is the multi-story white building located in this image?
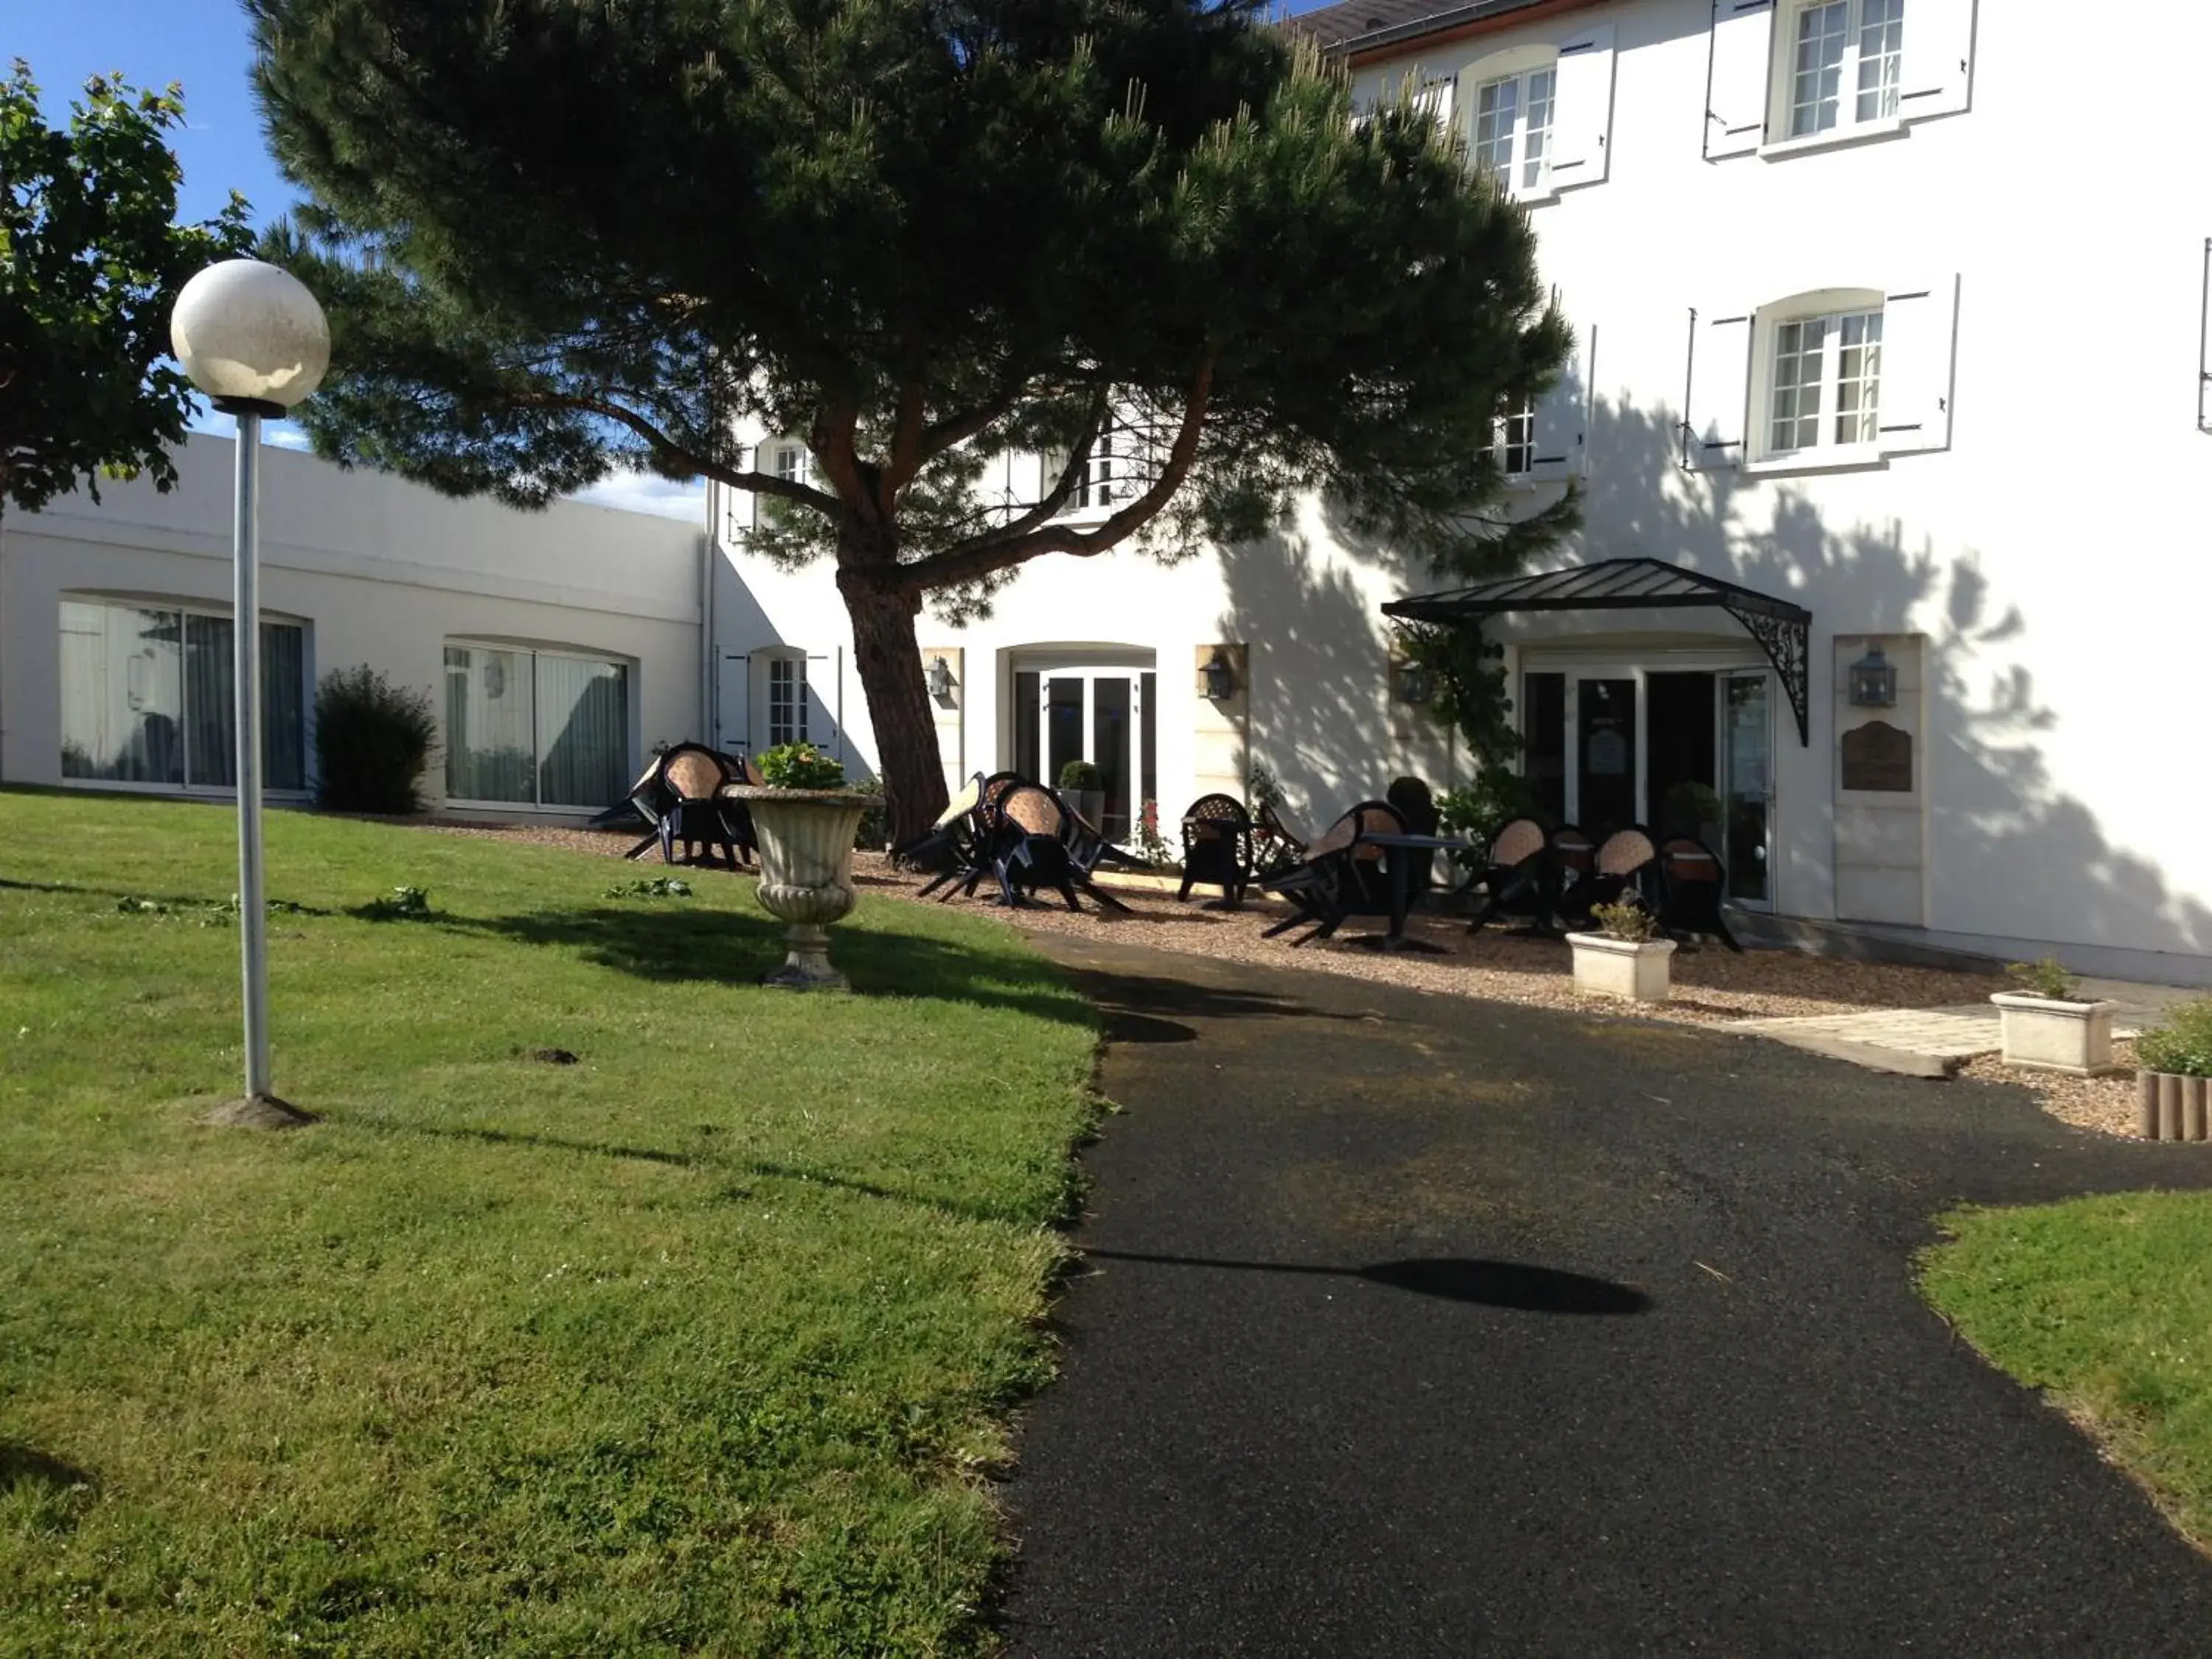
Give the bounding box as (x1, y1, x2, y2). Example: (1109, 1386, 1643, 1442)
(712, 0, 2212, 984)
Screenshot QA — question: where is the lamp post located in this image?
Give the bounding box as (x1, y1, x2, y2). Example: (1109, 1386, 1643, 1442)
(170, 260, 330, 1127)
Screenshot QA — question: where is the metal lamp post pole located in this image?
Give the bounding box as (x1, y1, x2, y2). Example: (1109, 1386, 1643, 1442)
(226, 403, 275, 1101)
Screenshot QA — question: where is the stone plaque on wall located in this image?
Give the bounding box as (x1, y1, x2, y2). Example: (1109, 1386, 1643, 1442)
(1840, 720, 1913, 793)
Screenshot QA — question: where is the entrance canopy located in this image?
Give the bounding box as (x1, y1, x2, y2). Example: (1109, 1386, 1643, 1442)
(1383, 557, 1811, 745)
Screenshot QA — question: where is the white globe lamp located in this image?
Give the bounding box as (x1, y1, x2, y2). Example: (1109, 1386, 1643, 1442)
(170, 260, 333, 1127)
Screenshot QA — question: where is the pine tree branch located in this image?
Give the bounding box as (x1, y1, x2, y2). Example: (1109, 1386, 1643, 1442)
(896, 357, 1215, 594)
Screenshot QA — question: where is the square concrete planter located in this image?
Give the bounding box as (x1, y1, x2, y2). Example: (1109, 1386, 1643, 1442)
(1991, 992, 2121, 1077)
(1567, 933, 1677, 1003)
(2137, 1071, 2212, 1141)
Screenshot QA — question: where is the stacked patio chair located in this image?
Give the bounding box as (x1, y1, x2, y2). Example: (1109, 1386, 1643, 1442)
(894, 773, 986, 894)
(1178, 793, 1257, 907)
(1250, 800, 1310, 880)
(984, 784, 1135, 913)
(625, 742, 753, 869)
(1259, 799, 1407, 945)
(1584, 826, 1661, 915)
(1464, 816, 1561, 936)
(1655, 836, 1742, 952)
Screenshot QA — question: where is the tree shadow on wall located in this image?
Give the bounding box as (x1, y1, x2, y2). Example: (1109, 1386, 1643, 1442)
(1217, 383, 2212, 965)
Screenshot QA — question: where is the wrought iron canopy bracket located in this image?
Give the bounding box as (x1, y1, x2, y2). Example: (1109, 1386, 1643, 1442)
(1721, 599, 1810, 746)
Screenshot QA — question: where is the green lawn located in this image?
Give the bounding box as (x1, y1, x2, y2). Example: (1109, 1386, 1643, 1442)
(1920, 1192, 2212, 1553)
(0, 787, 1097, 1655)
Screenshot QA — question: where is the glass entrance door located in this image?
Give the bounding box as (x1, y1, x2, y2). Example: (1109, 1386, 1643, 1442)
(1014, 664, 1152, 841)
(1722, 674, 1773, 904)
(1574, 678, 1638, 841)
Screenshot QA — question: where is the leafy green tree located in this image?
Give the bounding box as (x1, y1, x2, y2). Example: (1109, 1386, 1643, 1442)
(0, 61, 251, 520)
(251, 0, 1571, 844)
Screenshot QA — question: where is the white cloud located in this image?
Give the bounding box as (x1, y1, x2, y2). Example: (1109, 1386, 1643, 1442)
(568, 470, 706, 522)
(265, 424, 313, 451)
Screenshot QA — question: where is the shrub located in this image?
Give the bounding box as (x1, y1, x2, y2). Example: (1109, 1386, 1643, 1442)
(1436, 768, 1537, 860)
(1058, 759, 1105, 794)
(1660, 781, 1724, 833)
(1386, 775, 1438, 835)
(1133, 799, 1176, 868)
(756, 741, 846, 790)
(1590, 897, 1658, 942)
(315, 666, 437, 813)
(2005, 956, 2077, 1000)
(848, 774, 889, 849)
(1248, 760, 1287, 815)
(2138, 998, 2212, 1079)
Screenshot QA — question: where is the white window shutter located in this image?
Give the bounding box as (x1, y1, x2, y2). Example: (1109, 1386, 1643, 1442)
(1530, 324, 1590, 480)
(1897, 0, 1976, 121)
(1705, 0, 1775, 159)
(1877, 275, 1960, 456)
(1547, 25, 1615, 189)
(1683, 307, 1753, 470)
(1413, 75, 1456, 134)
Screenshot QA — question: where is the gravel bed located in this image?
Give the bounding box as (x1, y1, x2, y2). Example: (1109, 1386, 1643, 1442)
(1956, 1043, 2146, 1139)
(406, 823, 2165, 1139)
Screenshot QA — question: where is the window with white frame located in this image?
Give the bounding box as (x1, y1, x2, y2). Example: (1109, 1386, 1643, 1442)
(1474, 67, 1557, 192)
(59, 598, 307, 793)
(444, 643, 630, 807)
(1681, 279, 1956, 472)
(1784, 0, 1904, 138)
(768, 655, 807, 746)
(1492, 397, 1537, 476)
(773, 442, 804, 484)
(1768, 305, 1883, 454)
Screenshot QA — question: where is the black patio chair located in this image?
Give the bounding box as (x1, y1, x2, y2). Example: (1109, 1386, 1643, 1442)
(1585, 826, 1660, 914)
(626, 743, 751, 869)
(893, 773, 986, 894)
(1656, 835, 1742, 952)
(1259, 799, 1407, 945)
(1178, 793, 1256, 907)
(1251, 799, 1309, 880)
(1464, 816, 1560, 936)
(987, 784, 1134, 913)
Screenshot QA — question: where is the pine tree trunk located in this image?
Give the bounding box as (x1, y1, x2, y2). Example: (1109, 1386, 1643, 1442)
(838, 565, 949, 849)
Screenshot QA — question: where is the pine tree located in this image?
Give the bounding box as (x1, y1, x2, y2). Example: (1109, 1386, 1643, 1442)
(251, 0, 1571, 845)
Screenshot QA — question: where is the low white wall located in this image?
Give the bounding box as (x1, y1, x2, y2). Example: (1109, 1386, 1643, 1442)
(1, 435, 706, 814)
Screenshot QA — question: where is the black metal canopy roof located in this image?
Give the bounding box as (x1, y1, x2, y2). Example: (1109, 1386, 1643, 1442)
(1382, 557, 1812, 745)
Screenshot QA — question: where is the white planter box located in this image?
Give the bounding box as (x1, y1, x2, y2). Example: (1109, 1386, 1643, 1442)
(1567, 933, 1677, 1003)
(1991, 992, 2121, 1077)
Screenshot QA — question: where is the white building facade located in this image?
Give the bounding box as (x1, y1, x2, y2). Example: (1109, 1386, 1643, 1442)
(711, 0, 2212, 983)
(1, 435, 709, 819)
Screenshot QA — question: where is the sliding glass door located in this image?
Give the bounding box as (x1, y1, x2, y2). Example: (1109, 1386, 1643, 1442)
(445, 644, 630, 807)
(59, 599, 306, 791)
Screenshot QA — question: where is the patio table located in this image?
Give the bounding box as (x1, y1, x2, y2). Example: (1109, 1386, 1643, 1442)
(1360, 832, 1472, 952)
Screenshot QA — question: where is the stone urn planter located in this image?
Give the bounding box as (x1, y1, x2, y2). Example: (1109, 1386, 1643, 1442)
(1990, 992, 2122, 1077)
(1566, 932, 1677, 1003)
(725, 785, 882, 990)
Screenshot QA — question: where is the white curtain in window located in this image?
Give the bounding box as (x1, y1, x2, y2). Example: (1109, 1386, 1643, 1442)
(536, 655, 628, 807)
(58, 602, 184, 783)
(445, 645, 537, 802)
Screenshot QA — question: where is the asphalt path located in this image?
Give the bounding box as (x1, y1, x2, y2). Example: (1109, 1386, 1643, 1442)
(998, 936, 2212, 1658)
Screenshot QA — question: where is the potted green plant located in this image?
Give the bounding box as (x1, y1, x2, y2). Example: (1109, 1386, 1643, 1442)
(1058, 759, 1106, 833)
(1567, 898, 1676, 1003)
(1990, 956, 2121, 1077)
(725, 742, 882, 990)
(1659, 780, 1725, 849)
(2135, 997, 2212, 1141)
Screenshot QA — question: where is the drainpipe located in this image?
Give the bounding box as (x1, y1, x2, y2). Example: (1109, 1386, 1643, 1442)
(700, 481, 716, 745)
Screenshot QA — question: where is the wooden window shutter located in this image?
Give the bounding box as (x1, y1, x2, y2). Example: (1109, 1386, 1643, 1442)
(1681, 306, 1753, 470)
(1705, 0, 1775, 159)
(1877, 276, 1961, 456)
(1548, 25, 1616, 189)
(1897, 0, 1977, 122)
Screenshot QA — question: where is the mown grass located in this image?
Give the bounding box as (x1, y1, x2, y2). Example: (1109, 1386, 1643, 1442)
(1919, 1191, 2212, 1554)
(0, 787, 1098, 1655)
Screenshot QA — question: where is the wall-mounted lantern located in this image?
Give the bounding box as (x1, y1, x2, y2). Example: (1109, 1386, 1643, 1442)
(926, 653, 957, 701)
(1395, 661, 1435, 706)
(1197, 647, 1238, 702)
(1847, 644, 1897, 708)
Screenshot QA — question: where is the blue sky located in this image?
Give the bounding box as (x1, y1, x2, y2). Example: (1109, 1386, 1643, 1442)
(22, 0, 1335, 519)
